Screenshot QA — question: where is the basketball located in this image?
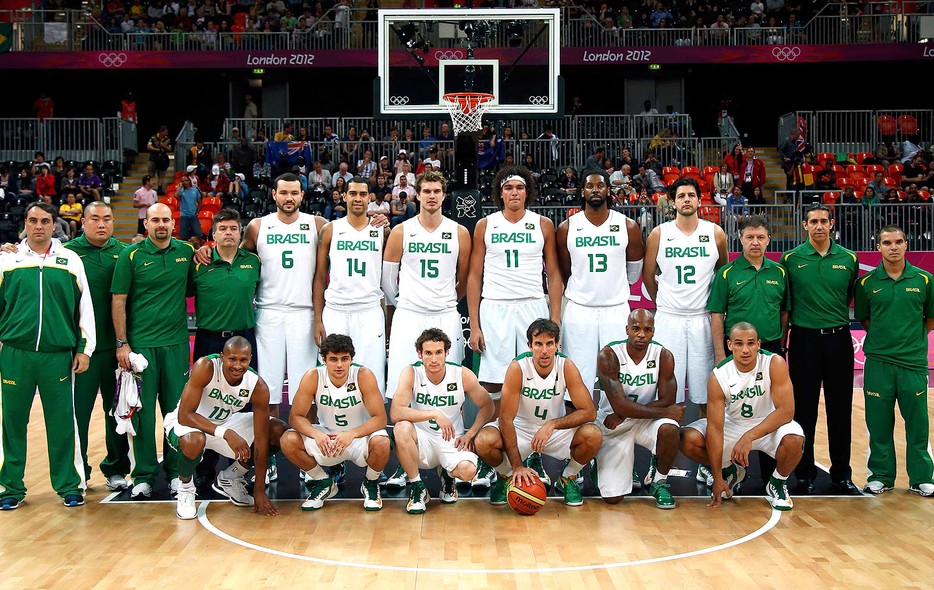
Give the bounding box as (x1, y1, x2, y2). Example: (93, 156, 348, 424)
(507, 477, 547, 515)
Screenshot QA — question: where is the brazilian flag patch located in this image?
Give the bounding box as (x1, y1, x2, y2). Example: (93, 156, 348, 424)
(646, 360, 656, 368)
(610, 225, 619, 232)
(755, 372, 763, 381)
(446, 383, 458, 391)
(699, 235, 710, 242)
(370, 230, 379, 237)
(300, 223, 310, 230)
(56, 257, 68, 265)
(346, 383, 357, 391)
(525, 223, 534, 230)
(442, 232, 452, 239)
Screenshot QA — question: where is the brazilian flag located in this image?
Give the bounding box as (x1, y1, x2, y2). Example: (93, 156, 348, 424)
(0, 23, 11, 53)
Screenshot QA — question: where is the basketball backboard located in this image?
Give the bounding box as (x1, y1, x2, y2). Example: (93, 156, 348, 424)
(376, 8, 561, 118)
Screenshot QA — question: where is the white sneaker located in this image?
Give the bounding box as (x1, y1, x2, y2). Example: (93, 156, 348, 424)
(300, 470, 310, 483)
(438, 467, 457, 504)
(766, 476, 794, 511)
(909, 483, 934, 497)
(360, 479, 383, 511)
(471, 462, 497, 488)
(722, 463, 746, 498)
(696, 464, 714, 486)
(864, 480, 894, 495)
(169, 477, 181, 497)
(212, 475, 254, 507)
(381, 465, 407, 488)
(302, 478, 337, 511)
(406, 480, 429, 514)
(176, 481, 197, 520)
(105, 475, 129, 491)
(130, 482, 152, 498)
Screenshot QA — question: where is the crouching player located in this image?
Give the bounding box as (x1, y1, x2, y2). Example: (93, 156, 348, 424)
(164, 336, 288, 519)
(475, 319, 603, 506)
(280, 334, 390, 511)
(390, 329, 495, 514)
(680, 323, 804, 510)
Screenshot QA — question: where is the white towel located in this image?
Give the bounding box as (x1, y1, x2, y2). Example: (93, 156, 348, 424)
(112, 353, 149, 436)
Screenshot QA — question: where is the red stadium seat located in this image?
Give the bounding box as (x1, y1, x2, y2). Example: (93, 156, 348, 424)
(201, 196, 222, 214)
(888, 163, 904, 185)
(822, 191, 839, 210)
(919, 190, 931, 202)
(882, 176, 898, 189)
(197, 209, 214, 220)
(835, 177, 854, 189)
(877, 115, 897, 139)
(199, 217, 213, 236)
(160, 196, 179, 211)
(865, 164, 884, 176)
(817, 152, 835, 166)
(846, 164, 866, 183)
(662, 166, 680, 176)
(831, 164, 845, 176)
(698, 205, 721, 224)
(855, 152, 873, 165)
(897, 114, 918, 137)
(857, 177, 869, 189)
(703, 166, 718, 187)
(681, 166, 701, 179)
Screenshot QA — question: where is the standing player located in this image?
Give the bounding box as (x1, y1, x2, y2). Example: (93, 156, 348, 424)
(313, 177, 387, 393)
(781, 204, 860, 495)
(556, 169, 644, 396)
(643, 177, 728, 417)
(62, 202, 130, 491)
(164, 337, 288, 519)
(383, 170, 471, 396)
(112, 203, 194, 498)
(594, 309, 682, 509)
(854, 225, 934, 497)
(390, 328, 495, 514)
(280, 334, 390, 511)
(474, 319, 603, 506)
(467, 165, 563, 488)
(680, 323, 804, 510)
(467, 165, 563, 405)
(0, 202, 95, 510)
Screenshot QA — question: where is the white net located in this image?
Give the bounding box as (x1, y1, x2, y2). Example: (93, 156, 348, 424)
(441, 93, 495, 136)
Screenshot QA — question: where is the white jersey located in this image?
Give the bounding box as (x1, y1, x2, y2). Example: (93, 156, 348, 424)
(654, 219, 719, 315)
(514, 352, 568, 427)
(176, 354, 259, 425)
(565, 209, 632, 306)
(482, 210, 545, 300)
(409, 362, 466, 435)
(598, 340, 663, 423)
(398, 216, 460, 313)
(313, 364, 370, 432)
(713, 351, 776, 425)
(325, 217, 384, 307)
(255, 212, 318, 310)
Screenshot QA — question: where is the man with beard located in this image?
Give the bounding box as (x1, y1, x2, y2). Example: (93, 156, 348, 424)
(557, 169, 644, 396)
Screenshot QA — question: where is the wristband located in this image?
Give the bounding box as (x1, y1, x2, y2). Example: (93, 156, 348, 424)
(214, 426, 228, 439)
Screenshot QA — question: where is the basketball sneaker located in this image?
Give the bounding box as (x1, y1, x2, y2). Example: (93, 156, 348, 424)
(302, 477, 337, 511)
(696, 464, 714, 486)
(381, 465, 407, 489)
(909, 483, 934, 497)
(130, 482, 152, 498)
(169, 477, 181, 497)
(525, 453, 551, 487)
(489, 477, 509, 505)
(62, 493, 85, 508)
(266, 455, 278, 483)
(722, 463, 746, 497)
(864, 480, 894, 495)
(329, 462, 346, 485)
(213, 474, 254, 507)
(105, 475, 129, 492)
(766, 476, 793, 510)
(176, 481, 197, 520)
(406, 480, 429, 514)
(650, 481, 676, 510)
(360, 479, 383, 511)
(438, 467, 457, 504)
(471, 461, 497, 488)
(556, 475, 583, 506)
(632, 471, 642, 491)
(643, 455, 658, 488)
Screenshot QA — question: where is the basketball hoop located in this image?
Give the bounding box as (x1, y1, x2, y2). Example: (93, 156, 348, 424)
(442, 92, 495, 136)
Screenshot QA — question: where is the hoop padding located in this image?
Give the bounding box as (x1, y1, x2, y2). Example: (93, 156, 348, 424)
(442, 92, 495, 136)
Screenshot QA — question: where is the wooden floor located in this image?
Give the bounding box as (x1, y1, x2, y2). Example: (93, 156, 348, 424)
(3, 387, 932, 590)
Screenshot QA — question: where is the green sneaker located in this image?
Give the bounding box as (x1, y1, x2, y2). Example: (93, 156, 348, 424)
(489, 477, 509, 505)
(721, 463, 747, 498)
(650, 481, 676, 509)
(643, 454, 657, 488)
(590, 458, 599, 492)
(471, 461, 497, 488)
(381, 464, 406, 489)
(524, 453, 551, 486)
(767, 476, 793, 510)
(556, 475, 583, 506)
(301, 477, 336, 511)
(360, 479, 382, 511)
(632, 470, 642, 491)
(438, 467, 457, 504)
(405, 480, 429, 514)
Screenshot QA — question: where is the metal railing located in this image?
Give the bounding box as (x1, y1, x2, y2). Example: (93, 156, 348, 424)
(4, 3, 934, 53)
(0, 118, 109, 163)
(787, 109, 933, 155)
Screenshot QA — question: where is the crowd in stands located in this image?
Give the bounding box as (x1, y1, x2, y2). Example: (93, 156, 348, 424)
(0, 152, 122, 242)
(75, 0, 892, 48)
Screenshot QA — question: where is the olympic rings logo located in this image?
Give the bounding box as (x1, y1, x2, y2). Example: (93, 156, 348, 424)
(434, 49, 465, 61)
(98, 52, 128, 67)
(528, 96, 550, 105)
(771, 46, 801, 62)
(389, 96, 410, 105)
